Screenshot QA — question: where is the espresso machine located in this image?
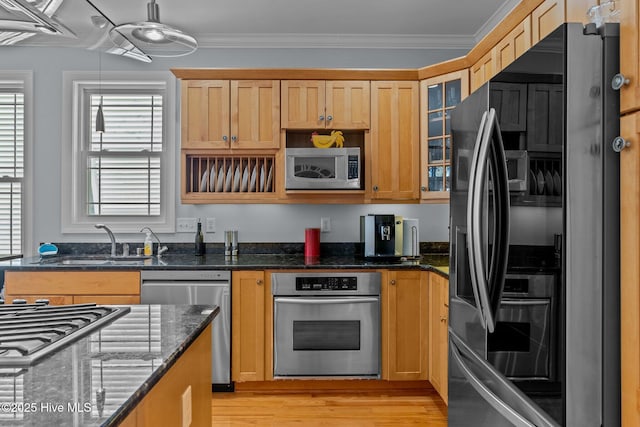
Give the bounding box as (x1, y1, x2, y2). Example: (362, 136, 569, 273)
(360, 214, 403, 259)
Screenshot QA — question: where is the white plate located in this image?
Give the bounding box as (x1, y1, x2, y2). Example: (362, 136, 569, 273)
(226, 164, 233, 192)
(259, 164, 265, 192)
(233, 165, 241, 192)
(216, 166, 225, 192)
(536, 170, 545, 195)
(209, 163, 217, 191)
(199, 168, 208, 192)
(241, 164, 249, 192)
(250, 163, 257, 192)
(544, 170, 553, 195)
(266, 163, 273, 192)
(553, 170, 561, 196)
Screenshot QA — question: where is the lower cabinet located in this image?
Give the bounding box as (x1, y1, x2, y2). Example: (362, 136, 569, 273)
(119, 323, 212, 427)
(4, 271, 141, 305)
(231, 270, 268, 382)
(429, 272, 449, 404)
(382, 270, 429, 381)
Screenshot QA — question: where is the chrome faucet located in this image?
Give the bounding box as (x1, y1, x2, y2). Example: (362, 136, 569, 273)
(140, 226, 168, 256)
(95, 224, 117, 257)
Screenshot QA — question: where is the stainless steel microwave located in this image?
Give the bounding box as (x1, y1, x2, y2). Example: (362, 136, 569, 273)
(285, 147, 361, 190)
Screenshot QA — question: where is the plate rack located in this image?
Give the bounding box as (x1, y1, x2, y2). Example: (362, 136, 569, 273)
(185, 155, 276, 194)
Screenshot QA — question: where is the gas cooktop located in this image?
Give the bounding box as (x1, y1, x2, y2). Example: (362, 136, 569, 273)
(0, 303, 130, 367)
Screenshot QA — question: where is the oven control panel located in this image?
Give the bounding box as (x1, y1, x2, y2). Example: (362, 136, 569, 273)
(296, 276, 358, 291)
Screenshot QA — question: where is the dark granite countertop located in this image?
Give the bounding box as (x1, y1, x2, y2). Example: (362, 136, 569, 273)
(0, 253, 450, 278)
(0, 304, 218, 427)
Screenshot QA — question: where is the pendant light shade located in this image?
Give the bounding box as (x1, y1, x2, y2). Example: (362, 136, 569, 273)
(96, 102, 105, 133)
(109, 0, 197, 58)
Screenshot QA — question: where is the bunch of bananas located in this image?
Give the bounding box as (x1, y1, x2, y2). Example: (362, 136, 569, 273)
(311, 130, 345, 148)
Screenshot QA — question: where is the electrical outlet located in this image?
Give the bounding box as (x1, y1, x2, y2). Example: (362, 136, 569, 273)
(205, 217, 216, 233)
(177, 218, 197, 232)
(320, 217, 331, 232)
(181, 385, 192, 427)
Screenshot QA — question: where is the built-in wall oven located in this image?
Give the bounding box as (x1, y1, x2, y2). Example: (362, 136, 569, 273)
(272, 272, 381, 378)
(487, 273, 557, 382)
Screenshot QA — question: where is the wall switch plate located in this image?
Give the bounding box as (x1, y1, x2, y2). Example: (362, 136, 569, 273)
(320, 217, 331, 232)
(205, 217, 216, 233)
(177, 218, 197, 232)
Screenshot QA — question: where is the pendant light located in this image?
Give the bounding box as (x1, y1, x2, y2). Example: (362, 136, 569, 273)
(109, 0, 197, 58)
(96, 50, 105, 133)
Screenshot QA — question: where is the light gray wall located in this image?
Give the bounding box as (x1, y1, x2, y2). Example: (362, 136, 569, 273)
(2, 46, 459, 254)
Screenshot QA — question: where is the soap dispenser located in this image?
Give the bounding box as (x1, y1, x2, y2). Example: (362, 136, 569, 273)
(195, 218, 205, 256)
(143, 230, 153, 256)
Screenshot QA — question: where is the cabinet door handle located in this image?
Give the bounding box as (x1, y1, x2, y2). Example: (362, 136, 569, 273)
(319, 115, 325, 121)
(256, 279, 263, 285)
(373, 185, 379, 192)
(222, 135, 228, 141)
(390, 279, 396, 285)
(441, 316, 447, 322)
(326, 115, 333, 121)
(231, 136, 237, 143)
(421, 186, 427, 192)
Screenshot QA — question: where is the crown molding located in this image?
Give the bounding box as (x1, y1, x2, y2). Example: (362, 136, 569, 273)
(474, 0, 521, 43)
(194, 33, 475, 50)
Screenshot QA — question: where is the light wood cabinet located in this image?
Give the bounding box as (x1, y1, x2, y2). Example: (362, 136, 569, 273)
(471, 50, 495, 92)
(281, 80, 370, 129)
(181, 79, 280, 150)
(4, 271, 141, 305)
(369, 81, 420, 200)
(231, 270, 267, 382)
(620, 112, 640, 427)
(381, 270, 429, 381)
(429, 272, 449, 404)
(120, 323, 212, 426)
(620, 0, 640, 114)
(494, 16, 532, 73)
(420, 70, 469, 201)
(531, 0, 565, 44)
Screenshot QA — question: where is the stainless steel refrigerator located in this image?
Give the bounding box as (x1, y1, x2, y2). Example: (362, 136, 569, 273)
(448, 23, 620, 426)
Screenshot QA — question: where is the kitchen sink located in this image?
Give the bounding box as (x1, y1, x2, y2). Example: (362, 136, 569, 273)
(36, 255, 151, 265)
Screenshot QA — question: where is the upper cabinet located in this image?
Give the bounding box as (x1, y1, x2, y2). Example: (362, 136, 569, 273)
(531, 0, 565, 44)
(281, 80, 370, 129)
(369, 81, 420, 201)
(490, 82, 528, 132)
(526, 83, 563, 152)
(181, 79, 280, 150)
(420, 70, 469, 201)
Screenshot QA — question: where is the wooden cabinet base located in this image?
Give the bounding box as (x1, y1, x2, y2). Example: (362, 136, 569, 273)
(119, 324, 212, 426)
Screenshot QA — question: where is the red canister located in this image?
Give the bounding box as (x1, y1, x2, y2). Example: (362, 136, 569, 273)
(304, 228, 320, 258)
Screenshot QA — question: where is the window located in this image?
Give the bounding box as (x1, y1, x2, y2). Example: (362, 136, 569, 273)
(0, 75, 28, 255)
(62, 72, 175, 233)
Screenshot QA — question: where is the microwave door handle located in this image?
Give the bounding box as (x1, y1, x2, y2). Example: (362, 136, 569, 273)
(481, 108, 511, 333)
(411, 225, 419, 256)
(449, 330, 557, 427)
(466, 110, 489, 329)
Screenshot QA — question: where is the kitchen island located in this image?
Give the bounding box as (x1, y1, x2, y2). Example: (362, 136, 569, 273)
(0, 304, 218, 427)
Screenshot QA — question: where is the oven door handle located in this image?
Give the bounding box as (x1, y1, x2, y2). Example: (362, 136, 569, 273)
(501, 299, 550, 306)
(274, 297, 379, 305)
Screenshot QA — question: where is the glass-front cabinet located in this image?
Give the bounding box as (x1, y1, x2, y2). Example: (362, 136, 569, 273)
(420, 70, 469, 201)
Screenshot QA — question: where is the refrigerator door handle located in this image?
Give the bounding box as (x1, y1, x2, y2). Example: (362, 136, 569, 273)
(468, 109, 495, 331)
(466, 110, 489, 329)
(450, 330, 559, 427)
(483, 108, 511, 333)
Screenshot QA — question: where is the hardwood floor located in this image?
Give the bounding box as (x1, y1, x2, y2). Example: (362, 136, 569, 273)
(212, 389, 448, 426)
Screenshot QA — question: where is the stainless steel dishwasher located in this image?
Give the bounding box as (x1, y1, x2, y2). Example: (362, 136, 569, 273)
(140, 270, 231, 391)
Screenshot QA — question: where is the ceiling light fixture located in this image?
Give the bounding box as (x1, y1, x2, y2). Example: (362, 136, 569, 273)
(109, 0, 197, 58)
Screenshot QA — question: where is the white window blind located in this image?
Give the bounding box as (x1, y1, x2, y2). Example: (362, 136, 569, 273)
(86, 92, 162, 217)
(0, 88, 23, 254)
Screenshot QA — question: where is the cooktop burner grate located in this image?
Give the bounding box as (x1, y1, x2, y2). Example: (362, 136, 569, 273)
(0, 303, 130, 367)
